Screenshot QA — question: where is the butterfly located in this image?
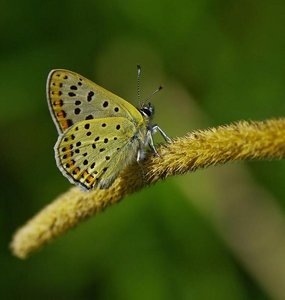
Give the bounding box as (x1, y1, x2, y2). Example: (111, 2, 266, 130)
(47, 67, 171, 191)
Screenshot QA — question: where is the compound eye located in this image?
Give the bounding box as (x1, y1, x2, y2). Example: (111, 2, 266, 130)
(143, 108, 152, 117)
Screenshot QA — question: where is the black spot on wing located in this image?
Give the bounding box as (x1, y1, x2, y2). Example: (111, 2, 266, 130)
(87, 91, 94, 102)
(67, 119, 74, 127)
(74, 108, 81, 115)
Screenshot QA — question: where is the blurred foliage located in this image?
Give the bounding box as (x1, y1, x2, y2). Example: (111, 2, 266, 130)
(1, 0, 285, 299)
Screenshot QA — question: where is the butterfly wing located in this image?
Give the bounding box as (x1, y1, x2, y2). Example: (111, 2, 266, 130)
(47, 69, 143, 134)
(55, 116, 145, 190)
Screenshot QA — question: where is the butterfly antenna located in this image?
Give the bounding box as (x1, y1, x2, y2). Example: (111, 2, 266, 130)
(137, 64, 142, 106)
(143, 85, 163, 103)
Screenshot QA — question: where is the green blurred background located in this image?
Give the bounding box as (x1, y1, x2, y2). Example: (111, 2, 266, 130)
(1, 0, 285, 299)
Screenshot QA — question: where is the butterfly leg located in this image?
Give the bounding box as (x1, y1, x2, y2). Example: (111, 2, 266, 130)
(136, 145, 147, 186)
(151, 125, 172, 143)
(147, 129, 160, 157)
(137, 147, 145, 161)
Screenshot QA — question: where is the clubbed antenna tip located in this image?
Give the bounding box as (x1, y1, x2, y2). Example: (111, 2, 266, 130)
(137, 65, 142, 105)
(137, 64, 141, 74)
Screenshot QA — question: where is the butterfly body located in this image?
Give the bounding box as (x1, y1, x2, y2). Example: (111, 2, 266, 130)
(47, 69, 170, 190)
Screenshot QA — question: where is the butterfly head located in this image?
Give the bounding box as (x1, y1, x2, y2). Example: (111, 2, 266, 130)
(135, 65, 162, 121)
(138, 102, 155, 119)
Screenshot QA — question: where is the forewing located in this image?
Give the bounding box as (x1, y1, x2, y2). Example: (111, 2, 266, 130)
(47, 69, 143, 134)
(55, 117, 141, 190)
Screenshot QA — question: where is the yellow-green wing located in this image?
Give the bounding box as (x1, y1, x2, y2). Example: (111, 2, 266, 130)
(47, 69, 144, 134)
(55, 117, 145, 190)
